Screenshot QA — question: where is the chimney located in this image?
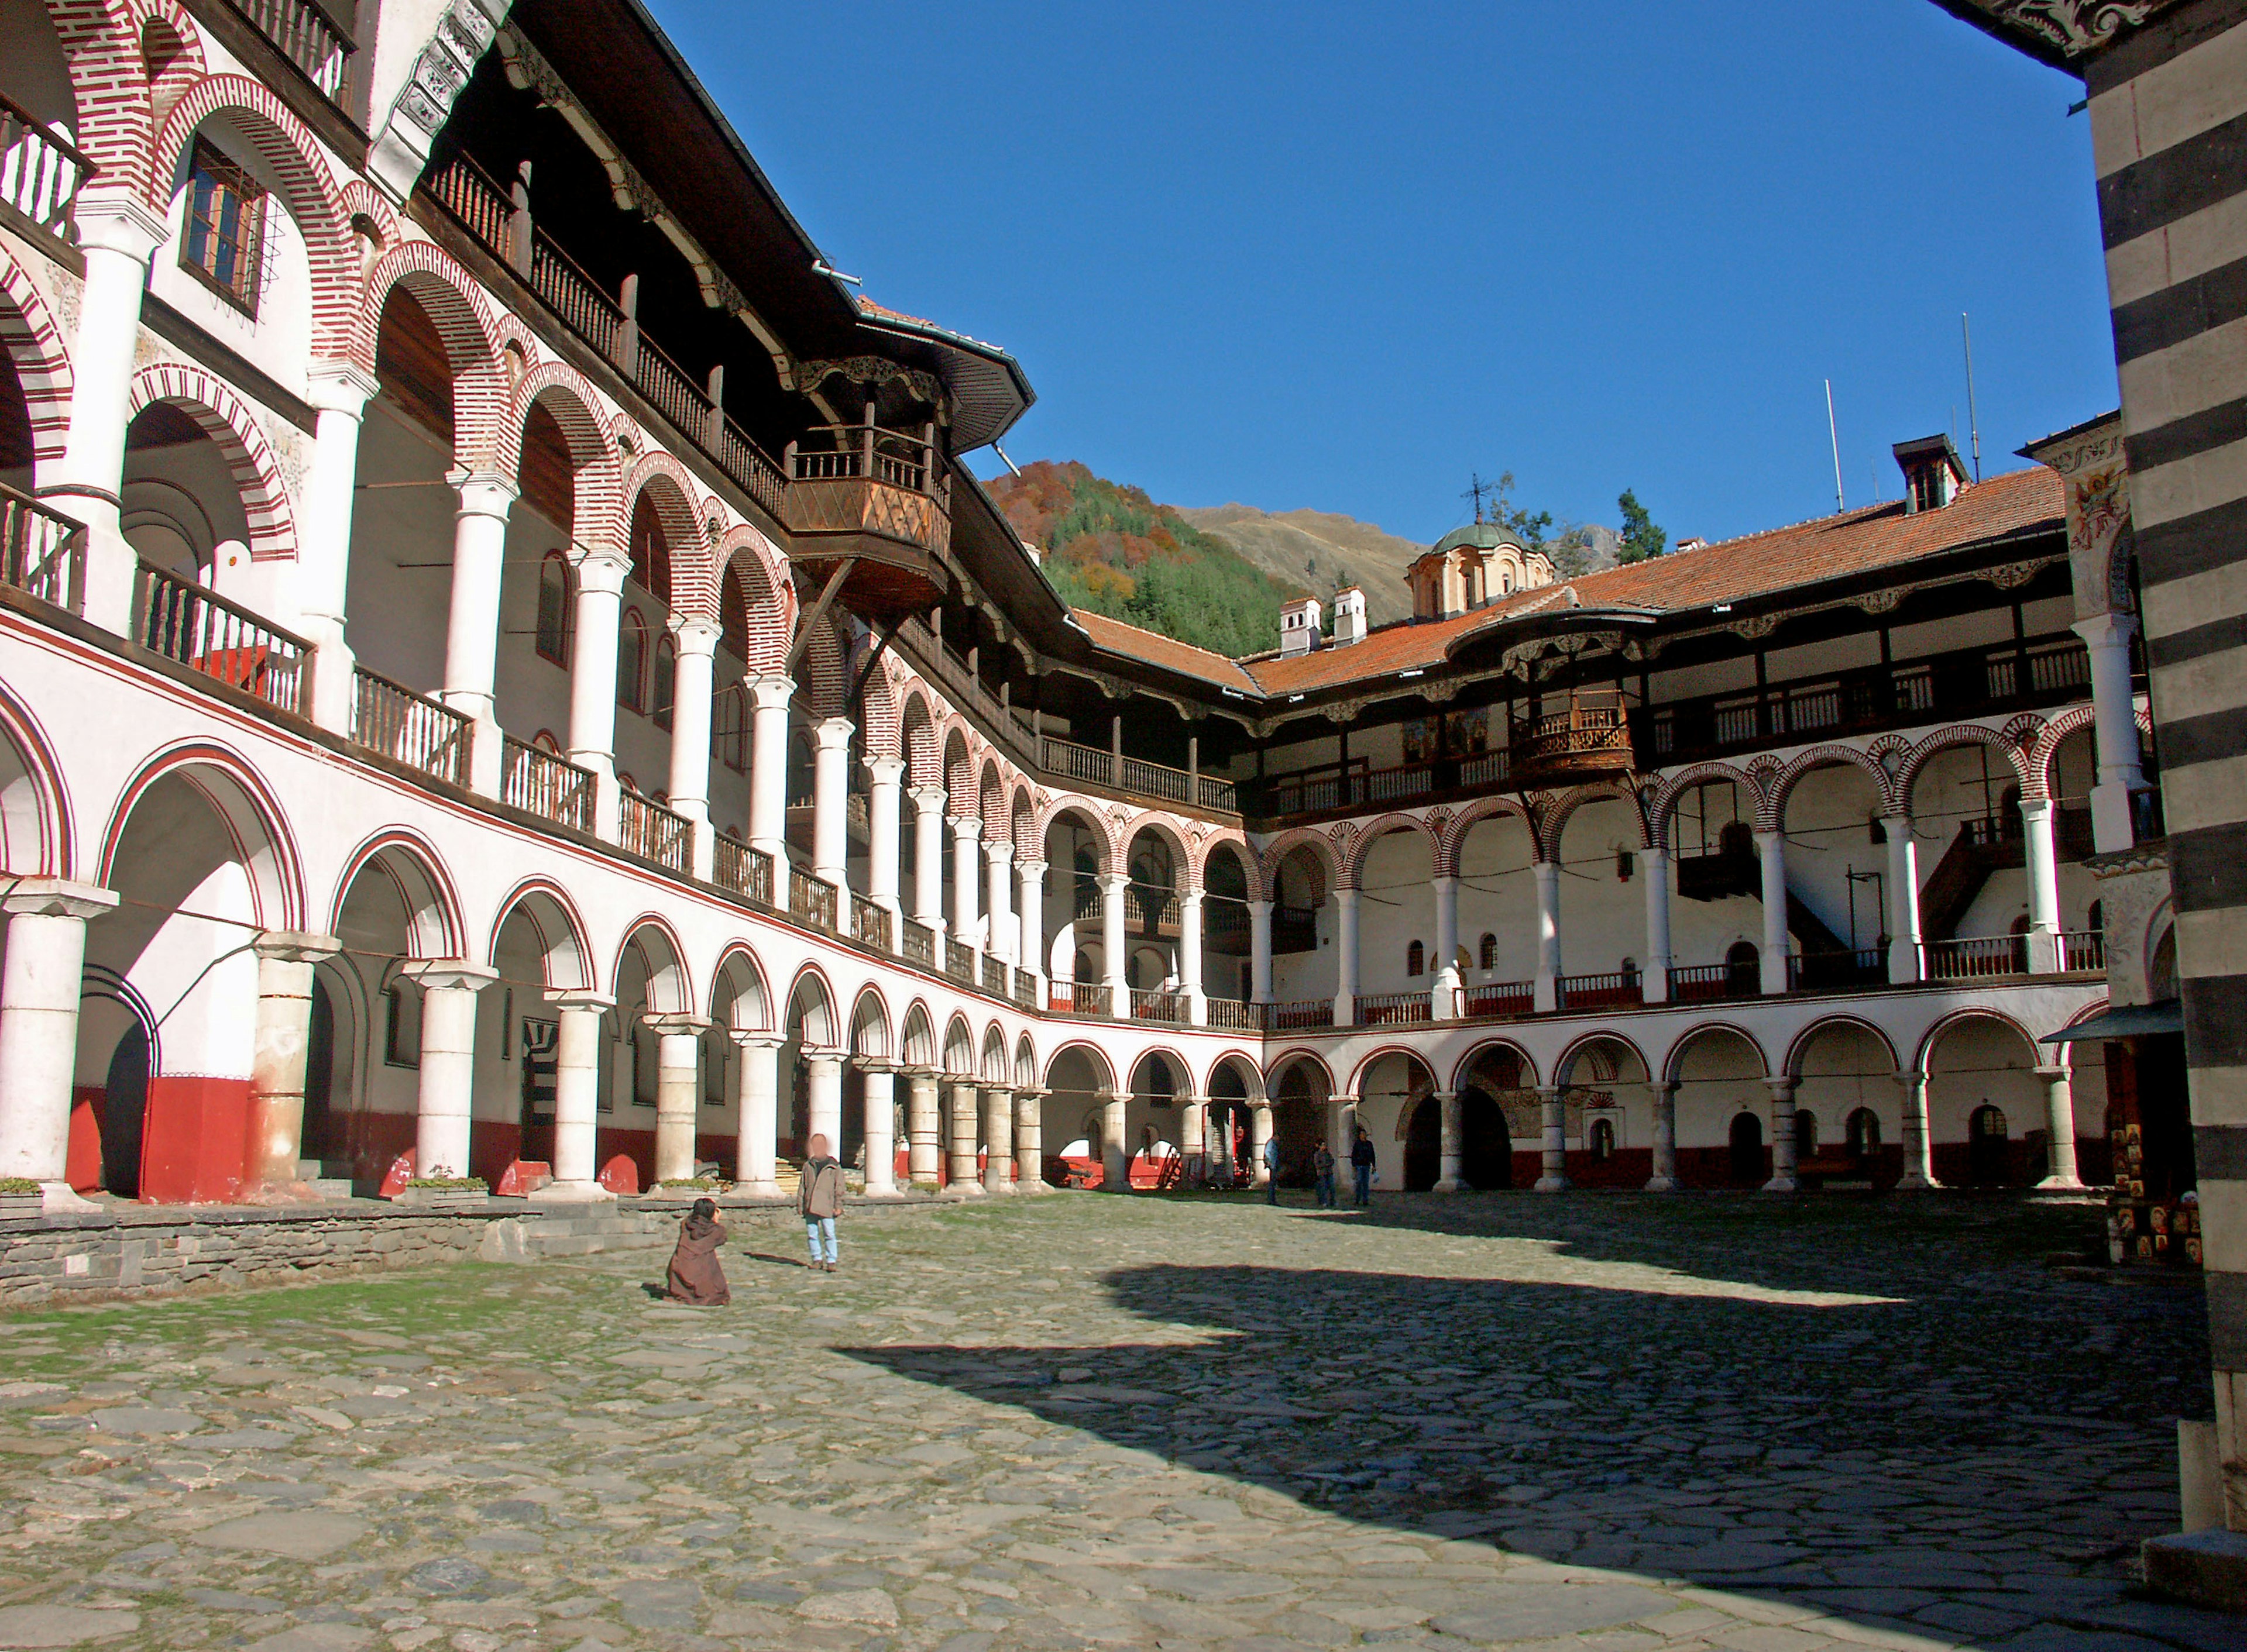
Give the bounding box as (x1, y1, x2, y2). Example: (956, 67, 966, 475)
(1332, 586, 1367, 646)
(1894, 434, 1968, 514)
(1280, 596, 1322, 656)
(1676, 536, 1707, 554)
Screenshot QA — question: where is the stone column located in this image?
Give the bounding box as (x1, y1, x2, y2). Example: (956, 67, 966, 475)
(535, 991, 615, 1202)
(1016, 858, 1047, 992)
(649, 1017, 707, 1185)
(1333, 886, 1360, 1023)
(747, 674, 795, 866)
(2020, 796, 2064, 973)
(985, 838, 1016, 966)
(1899, 1070, 1939, 1189)
(440, 472, 518, 798)
(1534, 1084, 1570, 1192)
(1100, 1086, 1130, 1192)
(947, 1078, 982, 1193)
(909, 784, 949, 942)
(1764, 1078, 1799, 1192)
(1533, 862, 1563, 1012)
(666, 621, 720, 880)
(566, 550, 630, 832)
(0, 882, 116, 1209)
(1099, 870, 1129, 1016)
(2074, 611, 2146, 853)
(1250, 1102, 1274, 1186)
(1642, 845, 1673, 1004)
(812, 717, 854, 914)
(903, 1067, 941, 1188)
(731, 1031, 784, 1196)
(1180, 887, 1206, 1024)
(1248, 899, 1274, 1003)
(401, 962, 497, 1182)
(805, 1051, 844, 1158)
(2036, 1065, 2084, 1190)
(1646, 1081, 1679, 1192)
(1014, 1087, 1046, 1190)
(298, 364, 381, 732)
(865, 756, 906, 927)
(47, 195, 167, 633)
(1432, 1089, 1464, 1192)
(1179, 1093, 1208, 1187)
(1755, 828, 1791, 994)
(951, 815, 984, 955)
(1431, 873, 1462, 1018)
(245, 931, 342, 1199)
(982, 1084, 1014, 1193)
(860, 1060, 898, 1196)
(1884, 812, 1923, 985)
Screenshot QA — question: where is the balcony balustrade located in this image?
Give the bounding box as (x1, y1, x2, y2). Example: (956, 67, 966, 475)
(133, 562, 307, 715)
(1013, 967, 1037, 1008)
(982, 955, 1009, 996)
(1355, 990, 1432, 1026)
(1922, 935, 2027, 980)
(1510, 689, 1635, 784)
(852, 894, 892, 954)
(229, 0, 354, 101)
(1667, 963, 1757, 1002)
(0, 93, 91, 246)
(1265, 999, 1335, 1031)
(352, 667, 468, 787)
(789, 870, 839, 935)
(1057, 980, 1105, 1015)
(1557, 970, 1643, 1011)
(620, 790, 690, 874)
(502, 737, 595, 834)
(1207, 996, 1258, 1031)
(712, 836, 773, 906)
(1461, 980, 1534, 1020)
(899, 918, 934, 968)
(1130, 987, 1187, 1025)
(946, 938, 975, 983)
(1786, 949, 1888, 993)
(0, 483, 85, 614)
(2062, 929, 2105, 973)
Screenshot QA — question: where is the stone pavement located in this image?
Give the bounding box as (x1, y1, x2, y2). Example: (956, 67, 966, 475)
(0, 1190, 2234, 1651)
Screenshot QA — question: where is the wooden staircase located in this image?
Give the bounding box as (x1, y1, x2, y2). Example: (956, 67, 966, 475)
(1919, 818, 2023, 942)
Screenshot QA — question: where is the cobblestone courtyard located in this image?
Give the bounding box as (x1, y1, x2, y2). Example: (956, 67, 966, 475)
(0, 1193, 2233, 1652)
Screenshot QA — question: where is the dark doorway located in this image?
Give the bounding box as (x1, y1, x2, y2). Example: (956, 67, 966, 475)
(1274, 1095, 1321, 1187)
(1403, 1096, 1440, 1190)
(102, 1024, 149, 1198)
(1725, 942, 1760, 996)
(303, 977, 338, 1165)
(1459, 1089, 1511, 1189)
(1727, 1111, 1763, 1185)
(1968, 1104, 2009, 1186)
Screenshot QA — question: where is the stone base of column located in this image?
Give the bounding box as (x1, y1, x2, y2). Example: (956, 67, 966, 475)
(2033, 1173, 2088, 1192)
(1643, 1173, 1677, 1193)
(1761, 1172, 1798, 1193)
(1895, 1172, 1940, 1191)
(1432, 1176, 1463, 1193)
(1534, 1174, 1569, 1193)
(527, 1179, 615, 1204)
(36, 1181, 98, 1214)
(238, 1179, 319, 1206)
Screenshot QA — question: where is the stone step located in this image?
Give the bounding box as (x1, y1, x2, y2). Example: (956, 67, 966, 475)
(304, 1179, 355, 1201)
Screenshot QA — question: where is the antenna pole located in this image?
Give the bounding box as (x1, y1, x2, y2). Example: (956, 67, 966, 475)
(1825, 380, 1846, 512)
(1961, 312, 1983, 482)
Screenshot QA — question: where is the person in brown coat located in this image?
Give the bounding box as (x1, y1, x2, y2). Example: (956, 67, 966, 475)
(664, 1197, 731, 1305)
(800, 1133, 845, 1271)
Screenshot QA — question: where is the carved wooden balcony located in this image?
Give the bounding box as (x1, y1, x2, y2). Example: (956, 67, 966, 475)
(782, 418, 953, 621)
(1507, 688, 1636, 784)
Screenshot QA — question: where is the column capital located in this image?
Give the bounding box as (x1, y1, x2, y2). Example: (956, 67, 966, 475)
(253, 930, 342, 963)
(1016, 857, 1047, 878)
(865, 755, 907, 784)
(900, 1063, 938, 1078)
(1096, 869, 1128, 890)
(813, 715, 855, 749)
(1765, 1076, 1798, 1099)
(950, 813, 984, 839)
(985, 838, 1015, 865)
(1534, 1084, 1562, 1100)
(447, 470, 519, 518)
(747, 673, 796, 708)
(1335, 884, 1360, 902)
(644, 1011, 712, 1034)
(803, 1047, 848, 1068)
(2072, 610, 2138, 648)
(1753, 825, 1784, 844)
(573, 548, 631, 591)
(2033, 1064, 2071, 1082)
(909, 783, 949, 811)
(548, 989, 617, 1014)
(853, 1055, 898, 1075)
(401, 960, 499, 993)
(72, 190, 170, 259)
(0, 879, 118, 921)
(1429, 1088, 1459, 1102)
(727, 1028, 785, 1051)
(2018, 794, 2054, 820)
(306, 362, 382, 414)
(670, 618, 722, 656)
(1013, 1085, 1049, 1100)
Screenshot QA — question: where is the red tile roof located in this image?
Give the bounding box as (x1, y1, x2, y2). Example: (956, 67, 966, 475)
(1072, 612, 1264, 694)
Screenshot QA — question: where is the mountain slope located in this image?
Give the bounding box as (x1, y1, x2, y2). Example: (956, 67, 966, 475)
(1174, 504, 1423, 627)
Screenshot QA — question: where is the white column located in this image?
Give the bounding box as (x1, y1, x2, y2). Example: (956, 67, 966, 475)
(2036, 1065, 2084, 1190)
(947, 1079, 983, 1193)
(982, 1084, 1014, 1193)
(566, 551, 629, 832)
(1250, 1102, 1274, 1186)
(2021, 796, 2063, 973)
(1100, 870, 1129, 1017)
(904, 1068, 941, 1186)
(246, 931, 341, 1197)
(1534, 1084, 1569, 1192)
(2074, 612, 2145, 852)
(1432, 1090, 1463, 1192)
(1764, 1078, 1798, 1192)
(1101, 1087, 1130, 1192)
(1014, 1088, 1046, 1190)
(1646, 1081, 1679, 1192)
(909, 784, 949, 940)
(1885, 813, 1923, 985)
(985, 838, 1016, 966)
(1016, 859, 1047, 994)
(1755, 828, 1791, 993)
(0, 882, 116, 1209)
(441, 472, 517, 799)
(650, 1019, 705, 1185)
(1333, 886, 1360, 1023)
(747, 675, 795, 865)
(860, 1061, 898, 1196)
(811, 716, 853, 906)
(1899, 1071, 1938, 1189)
(1180, 886, 1206, 1024)
(865, 756, 906, 923)
(1532, 862, 1562, 1013)
(805, 1051, 844, 1158)
(731, 1031, 783, 1196)
(534, 992, 615, 1203)
(1248, 899, 1273, 1003)
(49, 196, 167, 633)
(951, 815, 984, 954)
(1179, 1093, 1208, 1186)
(666, 621, 720, 880)
(298, 364, 380, 732)
(1431, 874, 1461, 1018)
(402, 962, 496, 1182)
(1643, 846, 1673, 1004)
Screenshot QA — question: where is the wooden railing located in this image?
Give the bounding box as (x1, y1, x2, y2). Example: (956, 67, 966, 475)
(1013, 968, 1037, 1007)
(1207, 996, 1258, 1031)
(502, 736, 595, 834)
(620, 790, 690, 873)
(1059, 979, 1105, 1015)
(1122, 754, 1187, 803)
(133, 562, 307, 714)
(790, 870, 838, 935)
(1265, 999, 1334, 1031)
(1042, 735, 1113, 787)
(899, 918, 934, 968)
(0, 483, 85, 612)
(428, 154, 515, 269)
(1788, 949, 1888, 992)
(712, 837, 773, 906)
(1367, 762, 1434, 804)
(1671, 962, 1756, 1002)
(1131, 987, 1187, 1025)
(352, 667, 467, 786)
(0, 92, 91, 243)
(528, 232, 623, 359)
(1557, 971, 1643, 1010)
(1461, 980, 1533, 1020)
(1355, 990, 1431, 1026)
(946, 937, 975, 982)
(2062, 929, 2105, 973)
(982, 955, 1009, 996)
(852, 894, 892, 953)
(229, 0, 355, 101)
(1922, 935, 2026, 980)
(1198, 772, 1238, 811)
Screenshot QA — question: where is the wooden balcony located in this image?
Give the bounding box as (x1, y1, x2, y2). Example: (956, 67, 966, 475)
(782, 418, 954, 621)
(1509, 689, 1634, 784)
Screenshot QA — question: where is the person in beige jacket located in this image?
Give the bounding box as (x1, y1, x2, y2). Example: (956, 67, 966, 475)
(799, 1133, 846, 1271)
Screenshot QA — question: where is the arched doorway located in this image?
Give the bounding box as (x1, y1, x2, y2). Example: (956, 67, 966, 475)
(99, 1024, 149, 1197)
(1460, 1090, 1511, 1188)
(1268, 1055, 1329, 1188)
(1728, 1112, 1764, 1185)
(1968, 1104, 2011, 1186)
(1403, 1095, 1441, 1191)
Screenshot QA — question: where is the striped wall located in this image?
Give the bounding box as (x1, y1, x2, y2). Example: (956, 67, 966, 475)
(2084, 0, 2247, 1530)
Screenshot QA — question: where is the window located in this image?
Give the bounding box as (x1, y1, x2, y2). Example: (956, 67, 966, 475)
(1406, 940, 1424, 977)
(1589, 1118, 1615, 1160)
(631, 1022, 658, 1109)
(617, 611, 645, 711)
(628, 494, 670, 606)
(1846, 1107, 1881, 1159)
(1479, 932, 1497, 970)
(535, 552, 573, 666)
(652, 633, 677, 731)
(713, 684, 746, 770)
(383, 977, 422, 1068)
(181, 141, 266, 315)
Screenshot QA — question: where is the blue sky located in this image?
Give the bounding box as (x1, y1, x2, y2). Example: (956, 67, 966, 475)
(648, 1, 2112, 548)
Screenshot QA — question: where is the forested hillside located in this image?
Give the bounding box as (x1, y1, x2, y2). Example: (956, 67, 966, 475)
(989, 461, 1306, 659)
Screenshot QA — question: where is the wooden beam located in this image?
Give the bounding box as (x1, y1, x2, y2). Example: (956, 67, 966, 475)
(785, 556, 858, 674)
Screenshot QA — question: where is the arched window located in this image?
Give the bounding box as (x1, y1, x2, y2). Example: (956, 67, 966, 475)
(617, 611, 646, 711)
(1406, 940, 1424, 977)
(182, 140, 267, 315)
(1589, 1117, 1615, 1160)
(383, 975, 422, 1068)
(1794, 1108, 1817, 1161)
(535, 552, 573, 666)
(628, 493, 671, 608)
(1479, 932, 1497, 970)
(712, 684, 746, 771)
(2087, 898, 2103, 934)
(1725, 940, 1759, 994)
(1846, 1107, 1880, 1159)
(631, 1023, 658, 1109)
(652, 632, 677, 731)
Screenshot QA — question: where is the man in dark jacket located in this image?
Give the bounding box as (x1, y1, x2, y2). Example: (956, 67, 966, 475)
(1351, 1131, 1376, 1206)
(799, 1133, 846, 1271)
(1313, 1140, 1336, 1208)
(1262, 1132, 1281, 1204)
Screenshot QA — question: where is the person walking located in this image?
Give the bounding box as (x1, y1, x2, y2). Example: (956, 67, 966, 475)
(1351, 1130, 1376, 1206)
(1313, 1138, 1336, 1209)
(663, 1197, 730, 1305)
(800, 1133, 846, 1271)
(1263, 1131, 1281, 1204)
